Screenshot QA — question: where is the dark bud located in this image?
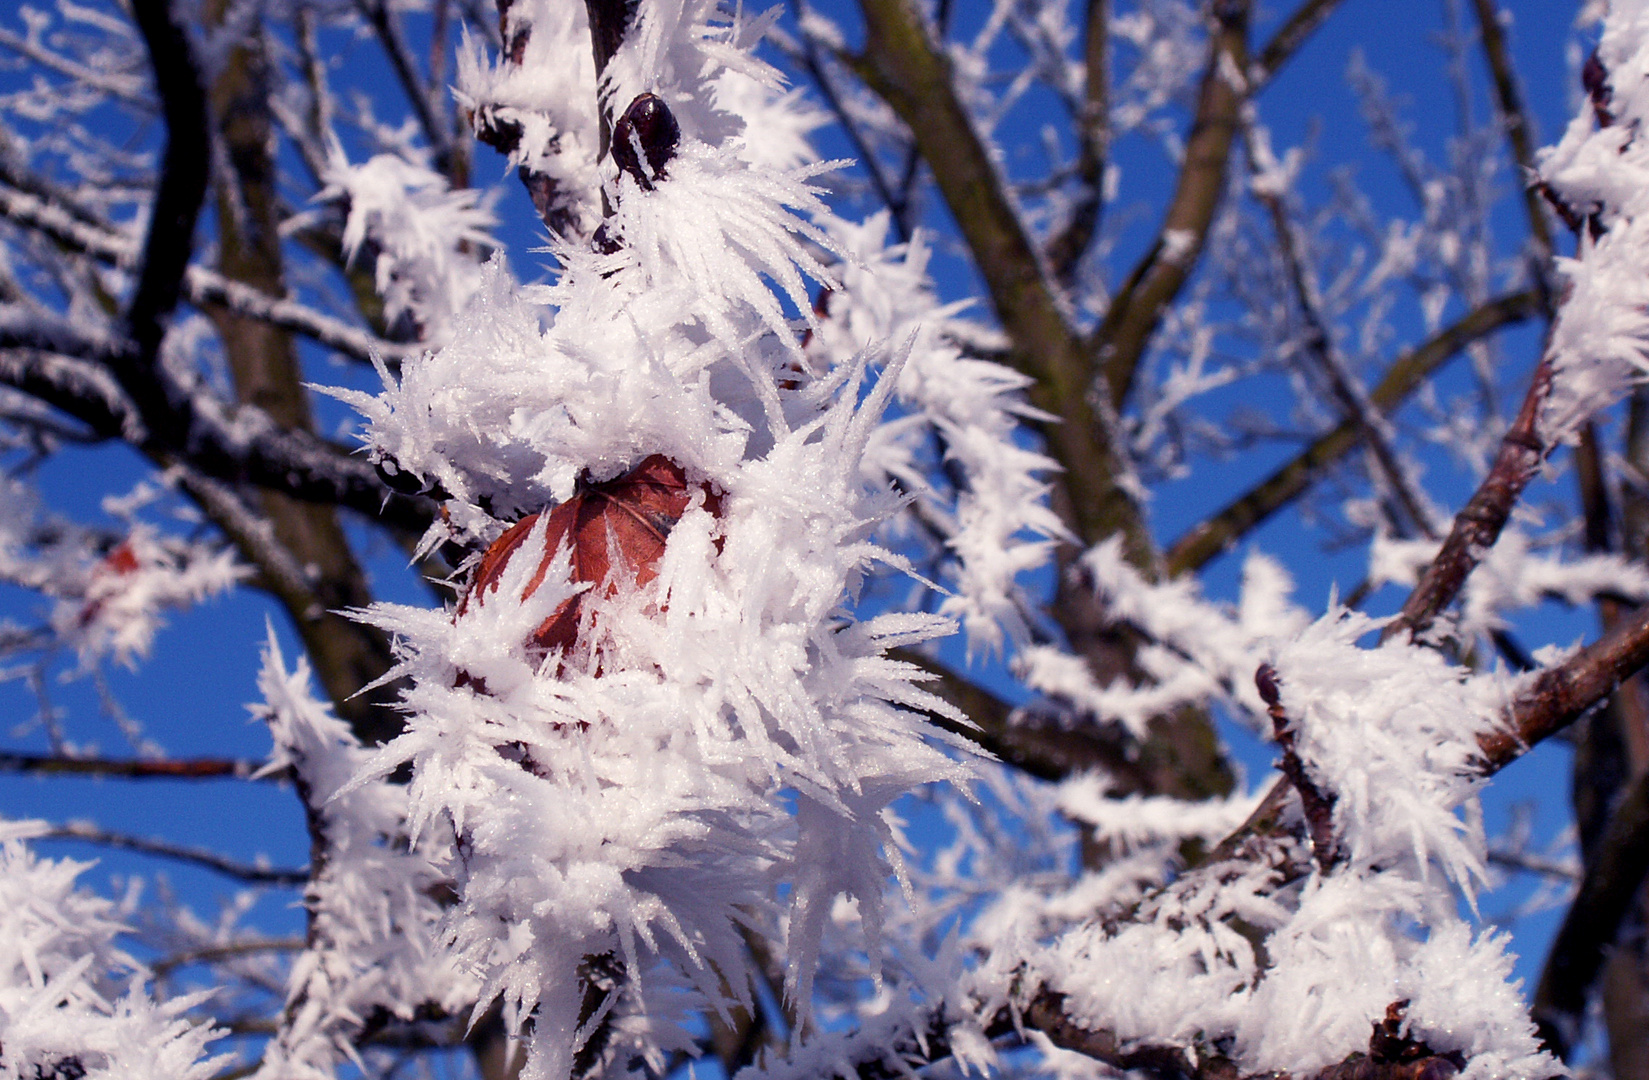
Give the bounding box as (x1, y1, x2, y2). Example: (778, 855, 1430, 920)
(1583, 51, 1614, 125)
(611, 93, 680, 191)
(1255, 662, 1281, 709)
(591, 220, 623, 255)
(375, 456, 427, 495)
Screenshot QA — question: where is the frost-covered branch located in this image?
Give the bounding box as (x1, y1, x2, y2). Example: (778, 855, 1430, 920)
(0, 179, 419, 362)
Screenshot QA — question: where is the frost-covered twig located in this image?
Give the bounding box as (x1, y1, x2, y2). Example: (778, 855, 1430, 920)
(355, 0, 457, 176)
(1246, 125, 1439, 541)
(1256, 663, 1338, 868)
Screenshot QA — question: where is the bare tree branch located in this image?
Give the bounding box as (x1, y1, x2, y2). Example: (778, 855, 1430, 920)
(1094, 0, 1250, 409)
(46, 821, 309, 886)
(124, 0, 208, 375)
(1384, 349, 1554, 644)
(0, 751, 262, 779)
(1468, 0, 1554, 261)
(1044, 0, 1109, 284)
(1251, 0, 1346, 87)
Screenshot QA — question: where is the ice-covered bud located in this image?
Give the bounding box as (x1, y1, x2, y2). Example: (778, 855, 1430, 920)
(611, 93, 681, 190)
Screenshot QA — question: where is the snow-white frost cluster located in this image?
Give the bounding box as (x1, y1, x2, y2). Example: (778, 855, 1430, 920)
(0, 820, 228, 1079)
(811, 213, 1064, 654)
(1011, 609, 1552, 1080)
(1537, 0, 1649, 438)
(320, 151, 498, 343)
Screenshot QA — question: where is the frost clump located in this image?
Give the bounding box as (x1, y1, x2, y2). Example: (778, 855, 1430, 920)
(0, 820, 228, 1079)
(1537, 0, 1649, 437)
(1012, 610, 1552, 1080)
(336, 4, 989, 1077)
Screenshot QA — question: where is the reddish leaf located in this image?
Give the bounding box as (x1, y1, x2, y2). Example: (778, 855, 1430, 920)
(458, 455, 720, 660)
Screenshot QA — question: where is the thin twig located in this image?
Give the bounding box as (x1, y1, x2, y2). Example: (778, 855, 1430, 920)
(1093, 0, 1251, 408)
(1043, 0, 1109, 283)
(0, 751, 263, 779)
(46, 822, 309, 886)
(1468, 0, 1554, 262)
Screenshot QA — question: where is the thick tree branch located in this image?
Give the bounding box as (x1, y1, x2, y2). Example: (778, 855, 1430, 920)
(789, 8, 913, 241)
(1165, 289, 1541, 576)
(124, 0, 208, 374)
(1533, 760, 1649, 1059)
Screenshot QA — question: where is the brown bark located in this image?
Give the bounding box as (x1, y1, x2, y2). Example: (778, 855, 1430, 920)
(201, 0, 402, 746)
